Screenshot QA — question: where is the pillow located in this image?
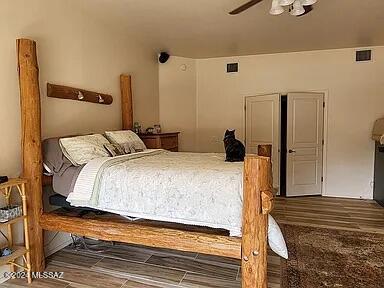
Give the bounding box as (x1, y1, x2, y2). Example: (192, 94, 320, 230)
(59, 134, 110, 166)
(104, 130, 146, 151)
(268, 215, 288, 259)
(42, 137, 73, 176)
(104, 143, 125, 157)
(121, 142, 144, 154)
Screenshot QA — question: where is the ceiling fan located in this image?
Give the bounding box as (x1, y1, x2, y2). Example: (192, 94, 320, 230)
(229, 0, 316, 17)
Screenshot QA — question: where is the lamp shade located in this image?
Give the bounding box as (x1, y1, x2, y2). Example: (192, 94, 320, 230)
(300, 0, 317, 5)
(270, 0, 284, 15)
(290, 0, 305, 16)
(279, 0, 295, 6)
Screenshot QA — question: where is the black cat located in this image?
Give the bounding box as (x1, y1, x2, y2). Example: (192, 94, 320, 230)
(223, 129, 245, 162)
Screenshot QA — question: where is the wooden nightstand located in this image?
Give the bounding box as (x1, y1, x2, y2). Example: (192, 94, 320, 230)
(139, 132, 180, 152)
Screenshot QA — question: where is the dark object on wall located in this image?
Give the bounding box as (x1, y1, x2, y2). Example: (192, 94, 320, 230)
(374, 142, 384, 207)
(159, 52, 170, 64)
(356, 50, 372, 62)
(223, 129, 245, 162)
(0, 176, 8, 184)
(47, 83, 113, 105)
(227, 63, 239, 73)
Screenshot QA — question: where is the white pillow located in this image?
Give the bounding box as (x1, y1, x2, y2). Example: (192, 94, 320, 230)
(268, 215, 288, 259)
(104, 130, 146, 151)
(59, 134, 110, 166)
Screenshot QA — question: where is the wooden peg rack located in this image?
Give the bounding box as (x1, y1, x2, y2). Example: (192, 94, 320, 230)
(47, 83, 113, 105)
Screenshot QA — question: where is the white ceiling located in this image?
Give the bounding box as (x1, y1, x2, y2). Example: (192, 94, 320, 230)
(78, 0, 384, 58)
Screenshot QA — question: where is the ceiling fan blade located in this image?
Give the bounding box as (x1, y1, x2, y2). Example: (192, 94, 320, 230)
(297, 5, 313, 17)
(229, 0, 264, 15)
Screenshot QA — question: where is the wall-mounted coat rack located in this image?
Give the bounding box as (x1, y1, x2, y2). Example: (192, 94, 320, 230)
(47, 83, 113, 105)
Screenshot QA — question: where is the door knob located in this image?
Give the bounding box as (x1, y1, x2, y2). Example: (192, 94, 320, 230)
(288, 149, 296, 153)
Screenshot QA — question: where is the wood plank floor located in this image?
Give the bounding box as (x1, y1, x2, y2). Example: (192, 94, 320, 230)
(2, 196, 383, 288)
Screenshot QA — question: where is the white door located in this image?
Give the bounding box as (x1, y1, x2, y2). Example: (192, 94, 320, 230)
(287, 92, 324, 196)
(245, 94, 280, 189)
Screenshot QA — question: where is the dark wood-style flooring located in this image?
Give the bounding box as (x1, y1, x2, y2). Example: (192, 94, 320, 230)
(2, 197, 383, 288)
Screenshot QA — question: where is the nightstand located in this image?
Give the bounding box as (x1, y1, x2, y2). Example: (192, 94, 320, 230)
(139, 132, 180, 152)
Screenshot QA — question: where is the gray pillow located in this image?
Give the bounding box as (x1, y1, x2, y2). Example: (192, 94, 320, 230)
(42, 138, 73, 176)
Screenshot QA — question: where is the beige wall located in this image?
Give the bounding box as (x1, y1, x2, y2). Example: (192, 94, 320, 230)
(159, 57, 197, 151)
(0, 0, 159, 276)
(160, 47, 384, 199)
(0, 0, 159, 179)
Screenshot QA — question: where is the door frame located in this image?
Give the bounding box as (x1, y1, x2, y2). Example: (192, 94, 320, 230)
(243, 90, 329, 196)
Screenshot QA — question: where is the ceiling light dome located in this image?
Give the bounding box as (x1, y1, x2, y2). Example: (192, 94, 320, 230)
(270, 0, 284, 15)
(290, 0, 305, 16)
(279, 0, 295, 6)
(300, 0, 317, 5)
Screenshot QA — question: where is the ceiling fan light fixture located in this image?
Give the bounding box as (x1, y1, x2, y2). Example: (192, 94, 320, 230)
(290, 0, 305, 16)
(279, 0, 295, 6)
(270, 0, 284, 15)
(300, 0, 317, 5)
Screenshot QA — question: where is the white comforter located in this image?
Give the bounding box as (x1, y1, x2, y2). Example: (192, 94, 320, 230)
(68, 149, 246, 235)
(67, 149, 274, 233)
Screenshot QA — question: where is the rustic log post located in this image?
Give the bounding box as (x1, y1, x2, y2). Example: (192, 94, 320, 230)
(242, 155, 273, 288)
(17, 38, 45, 272)
(120, 74, 133, 130)
(258, 144, 272, 158)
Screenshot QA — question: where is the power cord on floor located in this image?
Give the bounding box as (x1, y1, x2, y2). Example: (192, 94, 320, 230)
(69, 234, 114, 253)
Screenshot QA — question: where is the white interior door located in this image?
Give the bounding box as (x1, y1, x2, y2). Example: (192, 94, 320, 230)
(245, 94, 280, 189)
(287, 92, 324, 197)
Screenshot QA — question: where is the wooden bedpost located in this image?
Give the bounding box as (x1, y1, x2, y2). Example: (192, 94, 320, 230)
(17, 38, 45, 272)
(242, 152, 273, 288)
(120, 74, 133, 130)
(258, 144, 272, 158)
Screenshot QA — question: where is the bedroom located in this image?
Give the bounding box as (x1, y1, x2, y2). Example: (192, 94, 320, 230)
(0, 0, 383, 287)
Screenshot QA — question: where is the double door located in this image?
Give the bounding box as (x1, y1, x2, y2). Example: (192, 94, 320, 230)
(245, 92, 324, 197)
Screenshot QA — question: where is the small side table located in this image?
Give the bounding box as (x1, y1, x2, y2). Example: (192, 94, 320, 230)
(0, 178, 31, 284)
(139, 132, 180, 151)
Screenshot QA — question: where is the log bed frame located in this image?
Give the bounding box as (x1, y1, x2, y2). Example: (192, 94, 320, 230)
(17, 38, 274, 288)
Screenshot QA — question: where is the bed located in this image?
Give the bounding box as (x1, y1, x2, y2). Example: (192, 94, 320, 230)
(17, 38, 277, 288)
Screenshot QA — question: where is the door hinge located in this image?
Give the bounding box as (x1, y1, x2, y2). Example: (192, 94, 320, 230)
(322, 139, 324, 145)
(321, 176, 324, 182)
(323, 102, 325, 108)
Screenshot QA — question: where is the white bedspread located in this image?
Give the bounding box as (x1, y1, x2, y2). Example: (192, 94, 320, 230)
(68, 149, 246, 235)
(67, 150, 269, 237)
